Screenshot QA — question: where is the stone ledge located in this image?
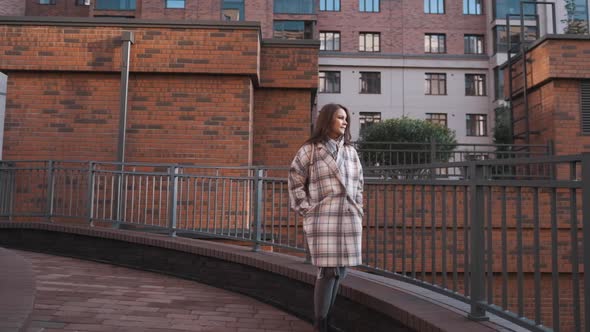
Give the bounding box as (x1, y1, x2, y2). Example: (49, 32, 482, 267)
(0, 222, 512, 332)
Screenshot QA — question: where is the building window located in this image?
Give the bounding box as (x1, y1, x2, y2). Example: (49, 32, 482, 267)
(426, 113, 448, 127)
(465, 74, 486, 96)
(39, 0, 56, 4)
(274, 0, 314, 14)
(494, 67, 504, 101)
(166, 0, 185, 8)
(564, 0, 589, 34)
(360, 0, 379, 12)
(222, 0, 244, 21)
(464, 35, 484, 54)
(359, 112, 382, 132)
(493, 25, 538, 54)
(425, 0, 444, 14)
(493, 0, 537, 19)
(95, 0, 136, 10)
(463, 0, 482, 15)
(273, 21, 314, 40)
(424, 34, 446, 53)
(359, 72, 381, 94)
(320, 0, 340, 11)
(319, 71, 341, 93)
(425, 73, 447, 95)
(466, 114, 488, 136)
(359, 32, 380, 52)
(320, 32, 341, 51)
(76, 0, 91, 5)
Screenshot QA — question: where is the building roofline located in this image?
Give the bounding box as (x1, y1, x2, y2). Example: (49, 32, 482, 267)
(500, 34, 590, 69)
(0, 16, 261, 30)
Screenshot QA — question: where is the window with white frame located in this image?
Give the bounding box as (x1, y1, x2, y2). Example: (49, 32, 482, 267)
(320, 32, 341, 51)
(465, 74, 486, 96)
(359, 32, 380, 52)
(359, 72, 381, 94)
(425, 33, 446, 53)
(425, 73, 447, 95)
(426, 113, 448, 127)
(466, 114, 487, 136)
(319, 71, 341, 93)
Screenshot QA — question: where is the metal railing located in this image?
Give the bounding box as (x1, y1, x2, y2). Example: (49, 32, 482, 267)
(0, 155, 587, 332)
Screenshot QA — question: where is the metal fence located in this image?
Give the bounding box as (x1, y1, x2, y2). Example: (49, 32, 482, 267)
(0, 155, 587, 332)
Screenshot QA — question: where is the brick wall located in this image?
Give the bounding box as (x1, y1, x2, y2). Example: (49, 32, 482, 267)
(0, 18, 318, 167)
(0, 0, 25, 16)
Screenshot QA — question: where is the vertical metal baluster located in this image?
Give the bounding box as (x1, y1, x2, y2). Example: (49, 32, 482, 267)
(442, 185, 447, 289)
(551, 187, 560, 331)
(214, 177, 219, 234)
(227, 179, 233, 235)
(242, 179, 247, 239)
(271, 181, 276, 244)
(109, 174, 115, 221)
(533, 187, 541, 325)
(431, 184, 436, 284)
(516, 187, 523, 317)
(130, 175, 135, 223)
(365, 188, 371, 264)
(570, 162, 581, 332)
(220, 178, 226, 235)
(392, 184, 398, 274)
(452, 186, 458, 292)
(373, 185, 379, 268)
(502, 186, 508, 310)
(158, 176, 162, 226)
(464, 185, 470, 297)
(401, 184, 406, 276)
(383, 184, 388, 271)
(486, 186, 493, 305)
(234, 180, 240, 238)
(279, 181, 284, 246)
(421, 184, 426, 281)
(151, 175, 156, 226)
(411, 184, 416, 279)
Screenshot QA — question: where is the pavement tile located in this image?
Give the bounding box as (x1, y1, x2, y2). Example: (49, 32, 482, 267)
(12, 250, 312, 332)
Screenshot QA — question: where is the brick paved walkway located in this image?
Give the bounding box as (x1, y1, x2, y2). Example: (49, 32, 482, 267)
(14, 250, 313, 332)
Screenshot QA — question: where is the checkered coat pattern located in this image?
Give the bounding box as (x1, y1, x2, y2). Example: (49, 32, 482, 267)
(288, 142, 364, 267)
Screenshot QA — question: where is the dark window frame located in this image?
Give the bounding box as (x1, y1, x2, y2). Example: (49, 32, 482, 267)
(319, 31, 341, 51)
(319, 71, 341, 94)
(464, 34, 484, 54)
(426, 113, 448, 127)
(165, 0, 185, 9)
(359, 32, 380, 52)
(320, 0, 340, 11)
(425, 73, 447, 95)
(425, 33, 446, 54)
(39, 0, 56, 4)
(274, 0, 314, 14)
(273, 20, 314, 40)
(95, 0, 136, 10)
(359, 72, 381, 94)
(466, 114, 488, 136)
(463, 0, 483, 15)
(359, 0, 380, 12)
(465, 74, 487, 96)
(424, 0, 445, 14)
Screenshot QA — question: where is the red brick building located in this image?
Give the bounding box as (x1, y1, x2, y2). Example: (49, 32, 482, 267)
(507, 35, 590, 156)
(0, 16, 318, 166)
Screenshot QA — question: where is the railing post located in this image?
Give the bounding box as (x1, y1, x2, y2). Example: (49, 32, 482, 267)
(168, 165, 178, 237)
(252, 168, 263, 252)
(430, 137, 436, 179)
(468, 161, 489, 321)
(45, 160, 55, 222)
(86, 161, 95, 226)
(581, 153, 590, 332)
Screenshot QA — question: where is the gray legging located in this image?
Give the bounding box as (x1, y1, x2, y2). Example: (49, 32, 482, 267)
(314, 266, 348, 320)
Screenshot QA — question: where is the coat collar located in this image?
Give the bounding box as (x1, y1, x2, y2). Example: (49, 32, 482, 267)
(316, 142, 346, 189)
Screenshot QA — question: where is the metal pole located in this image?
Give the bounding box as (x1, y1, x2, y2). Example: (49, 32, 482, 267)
(86, 161, 95, 226)
(45, 160, 55, 222)
(581, 153, 590, 332)
(252, 168, 264, 252)
(168, 165, 178, 237)
(117, 31, 134, 165)
(468, 161, 488, 321)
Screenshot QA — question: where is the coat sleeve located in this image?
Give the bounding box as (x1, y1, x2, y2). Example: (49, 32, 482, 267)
(288, 144, 312, 216)
(355, 151, 364, 209)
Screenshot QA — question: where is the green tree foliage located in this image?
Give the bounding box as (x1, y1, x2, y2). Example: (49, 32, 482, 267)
(357, 117, 457, 166)
(562, 0, 589, 35)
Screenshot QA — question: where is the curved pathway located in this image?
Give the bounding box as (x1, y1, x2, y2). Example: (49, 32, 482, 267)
(13, 250, 313, 332)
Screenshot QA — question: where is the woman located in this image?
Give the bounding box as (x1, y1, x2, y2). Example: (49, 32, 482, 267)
(288, 103, 364, 332)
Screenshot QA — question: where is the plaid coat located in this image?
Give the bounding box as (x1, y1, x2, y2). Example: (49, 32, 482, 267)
(288, 141, 364, 267)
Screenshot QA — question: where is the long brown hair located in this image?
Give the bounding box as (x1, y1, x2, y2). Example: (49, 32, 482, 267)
(304, 103, 352, 146)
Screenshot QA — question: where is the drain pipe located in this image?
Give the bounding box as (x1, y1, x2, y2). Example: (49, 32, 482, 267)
(114, 31, 134, 224)
(117, 31, 134, 164)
